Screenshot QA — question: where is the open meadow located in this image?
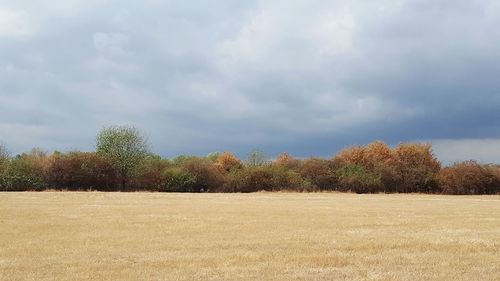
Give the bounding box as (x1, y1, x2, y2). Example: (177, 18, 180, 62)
(0, 192, 499, 281)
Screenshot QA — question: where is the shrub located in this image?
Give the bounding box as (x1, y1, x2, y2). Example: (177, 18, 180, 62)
(1, 149, 49, 191)
(170, 155, 198, 166)
(337, 164, 383, 194)
(46, 151, 117, 191)
(221, 165, 311, 193)
(216, 152, 243, 173)
(333, 141, 440, 193)
(0, 144, 8, 170)
(245, 149, 269, 167)
(221, 166, 275, 192)
(438, 161, 500, 195)
(181, 158, 224, 192)
(206, 152, 220, 163)
(161, 167, 197, 192)
(334, 145, 366, 167)
(275, 152, 300, 169)
(0, 144, 8, 186)
(299, 158, 336, 190)
(133, 155, 170, 191)
(333, 141, 398, 192)
(393, 143, 441, 193)
(269, 165, 312, 192)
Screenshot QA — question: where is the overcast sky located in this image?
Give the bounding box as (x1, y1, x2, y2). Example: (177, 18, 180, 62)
(1, 0, 500, 163)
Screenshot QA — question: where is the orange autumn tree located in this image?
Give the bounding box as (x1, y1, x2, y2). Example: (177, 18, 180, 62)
(438, 160, 500, 195)
(216, 152, 243, 173)
(275, 152, 299, 169)
(299, 158, 336, 190)
(333, 141, 398, 192)
(333, 145, 366, 167)
(334, 141, 395, 169)
(393, 143, 441, 193)
(333, 141, 441, 193)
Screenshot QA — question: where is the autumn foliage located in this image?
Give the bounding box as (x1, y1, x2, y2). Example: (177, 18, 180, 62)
(46, 151, 116, 190)
(438, 161, 500, 195)
(332, 141, 441, 193)
(0, 140, 498, 194)
(216, 152, 243, 173)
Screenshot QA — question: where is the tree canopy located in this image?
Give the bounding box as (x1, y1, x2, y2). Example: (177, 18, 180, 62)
(96, 126, 150, 189)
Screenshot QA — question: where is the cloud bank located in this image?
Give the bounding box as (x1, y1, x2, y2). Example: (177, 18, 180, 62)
(1, 0, 499, 162)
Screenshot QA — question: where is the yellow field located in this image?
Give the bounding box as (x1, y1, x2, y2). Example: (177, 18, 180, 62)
(0, 192, 499, 281)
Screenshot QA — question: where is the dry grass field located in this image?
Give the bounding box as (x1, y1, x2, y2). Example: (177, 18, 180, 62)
(0, 192, 499, 281)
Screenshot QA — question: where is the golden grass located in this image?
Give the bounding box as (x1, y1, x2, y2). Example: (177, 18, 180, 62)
(0, 192, 499, 281)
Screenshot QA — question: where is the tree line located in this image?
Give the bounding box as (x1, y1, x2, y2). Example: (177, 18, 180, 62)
(0, 126, 499, 194)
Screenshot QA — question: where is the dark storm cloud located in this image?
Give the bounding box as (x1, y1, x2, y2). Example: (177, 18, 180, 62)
(1, 0, 500, 163)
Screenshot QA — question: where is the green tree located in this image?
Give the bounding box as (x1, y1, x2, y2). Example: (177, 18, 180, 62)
(1, 150, 48, 191)
(96, 126, 150, 190)
(0, 144, 9, 189)
(0, 143, 8, 172)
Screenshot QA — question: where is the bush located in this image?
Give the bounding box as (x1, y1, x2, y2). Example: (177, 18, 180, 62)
(269, 165, 313, 192)
(216, 152, 243, 173)
(0, 145, 8, 188)
(299, 158, 336, 190)
(221, 166, 275, 192)
(221, 165, 311, 193)
(438, 161, 500, 195)
(245, 149, 269, 167)
(46, 151, 116, 191)
(206, 152, 220, 163)
(393, 143, 441, 193)
(170, 155, 198, 166)
(333, 141, 397, 192)
(334, 145, 366, 167)
(161, 167, 197, 192)
(337, 164, 383, 193)
(275, 152, 300, 169)
(133, 155, 170, 191)
(0, 144, 8, 172)
(333, 141, 440, 193)
(3, 134, 499, 194)
(1, 149, 49, 191)
(181, 158, 224, 192)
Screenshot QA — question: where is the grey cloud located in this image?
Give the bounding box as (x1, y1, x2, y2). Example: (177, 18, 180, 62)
(0, 0, 499, 162)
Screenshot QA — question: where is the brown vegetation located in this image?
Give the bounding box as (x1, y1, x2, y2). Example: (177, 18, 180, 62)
(0, 140, 499, 194)
(438, 160, 500, 195)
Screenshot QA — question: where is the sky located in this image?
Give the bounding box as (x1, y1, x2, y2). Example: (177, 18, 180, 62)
(1, 0, 500, 164)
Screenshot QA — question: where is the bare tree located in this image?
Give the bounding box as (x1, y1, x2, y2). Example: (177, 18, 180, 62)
(246, 149, 269, 167)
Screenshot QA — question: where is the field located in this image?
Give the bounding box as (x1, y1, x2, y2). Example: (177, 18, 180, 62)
(0, 193, 499, 281)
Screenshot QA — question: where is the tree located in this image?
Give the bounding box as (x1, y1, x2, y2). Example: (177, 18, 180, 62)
(1, 150, 49, 191)
(275, 152, 299, 169)
(181, 157, 224, 192)
(337, 164, 383, 193)
(246, 149, 268, 167)
(96, 126, 150, 190)
(394, 143, 441, 193)
(438, 161, 500, 195)
(299, 158, 336, 190)
(333, 141, 396, 192)
(206, 152, 220, 163)
(216, 152, 243, 173)
(0, 144, 9, 190)
(0, 143, 8, 172)
(46, 151, 116, 191)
